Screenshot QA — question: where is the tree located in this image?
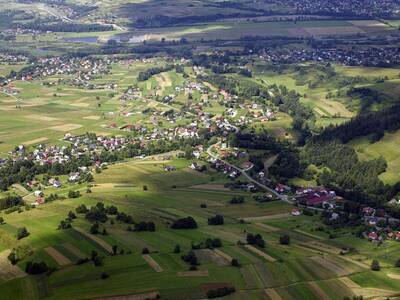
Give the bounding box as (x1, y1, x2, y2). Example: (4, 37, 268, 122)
(25, 261, 49, 274)
(279, 235, 290, 245)
(371, 260, 380, 271)
(395, 258, 400, 267)
(76, 204, 88, 214)
(112, 245, 118, 256)
(68, 190, 80, 198)
(68, 211, 76, 220)
(171, 217, 197, 229)
(246, 233, 265, 248)
(208, 215, 224, 225)
(58, 220, 71, 230)
(231, 258, 240, 267)
(90, 223, 100, 234)
(142, 247, 150, 254)
(174, 244, 181, 254)
(17, 227, 29, 240)
(0, 217, 4, 224)
(7, 251, 18, 265)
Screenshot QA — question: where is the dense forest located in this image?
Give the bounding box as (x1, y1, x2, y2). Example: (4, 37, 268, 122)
(314, 104, 400, 144)
(15, 22, 113, 33)
(303, 140, 400, 205)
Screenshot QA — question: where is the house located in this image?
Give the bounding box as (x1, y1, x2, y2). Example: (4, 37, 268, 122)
(34, 190, 44, 197)
(368, 217, 378, 226)
(296, 187, 335, 206)
(275, 183, 290, 194)
(363, 207, 375, 216)
(69, 172, 80, 182)
(291, 208, 302, 216)
(190, 162, 199, 170)
(368, 231, 379, 241)
(164, 165, 176, 172)
(53, 180, 61, 188)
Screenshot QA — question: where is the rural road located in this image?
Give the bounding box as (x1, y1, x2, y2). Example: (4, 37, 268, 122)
(206, 142, 292, 204)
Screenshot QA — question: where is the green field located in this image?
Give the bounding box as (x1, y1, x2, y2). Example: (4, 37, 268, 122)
(0, 155, 398, 299)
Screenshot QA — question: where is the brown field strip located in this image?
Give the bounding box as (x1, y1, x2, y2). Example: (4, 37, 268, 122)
(294, 229, 324, 240)
(299, 241, 341, 255)
(387, 273, 400, 280)
(339, 277, 360, 289)
(142, 255, 163, 272)
(50, 124, 82, 131)
(214, 249, 233, 263)
(244, 245, 277, 262)
(83, 115, 101, 120)
(62, 242, 86, 259)
(242, 213, 290, 222)
(189, 184, 230, 191)
(0, 250, 26, 281)
(74, 227, 113, 254)
(25, 114, 60, 122)
(340, 277, 398, 298)
(253, 223, 280, 232)
(264, 288, 282, 300)
(310, 256, 348, 276)
(94, 291, 160, 300)
(23, 137, 49, 146)
(197, 249, 228, 266)
(308, 282, 330, 300)
(44, 247, 71, 266)
(177, 270, 209, 277)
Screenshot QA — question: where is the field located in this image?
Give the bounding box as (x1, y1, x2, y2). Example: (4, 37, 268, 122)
(0, 155, 399, 299)
(350, 130, 400, 184)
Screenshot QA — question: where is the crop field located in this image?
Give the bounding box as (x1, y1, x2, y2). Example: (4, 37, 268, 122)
(0, 154, 398, 299)
(109, 19, 394, 43)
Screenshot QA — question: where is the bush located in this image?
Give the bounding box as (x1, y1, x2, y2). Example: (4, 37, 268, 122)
(68, 190, 81, 198)
(395, 258, 400, 267)
(181, 250, 199, 266)
(246, 233, 265, 248)
(371, 259, 380, 271)
(90, 223, 100, 234)
(279, 235, 290, 245)
(229, 196, 244, 204)
(208, 215, 224, 225)
(76, 204, 88, 214)
(174, 244, 181, 254)
(68, 211, 76, 220)
(205, 238, 222, 249)
(171, 217, 197, 229)
(142, 248, 150, 254)
(76, 258, 89, 265)
(134, 221, 156, 232)
(231, 258, 240, 267)
(16, 227, 29, 240)
(7, 251, 18, 265)
(101, 272, 109, 279)
(206, 287, 235, 299)
(58, 220, 71, 230)
(25, 261, 48, 274)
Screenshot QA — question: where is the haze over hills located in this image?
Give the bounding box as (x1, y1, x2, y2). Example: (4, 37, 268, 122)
(0, 1, 400, 299)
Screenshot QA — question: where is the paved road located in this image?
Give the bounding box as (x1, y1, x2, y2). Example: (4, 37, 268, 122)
(206, 142, 292, 204)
